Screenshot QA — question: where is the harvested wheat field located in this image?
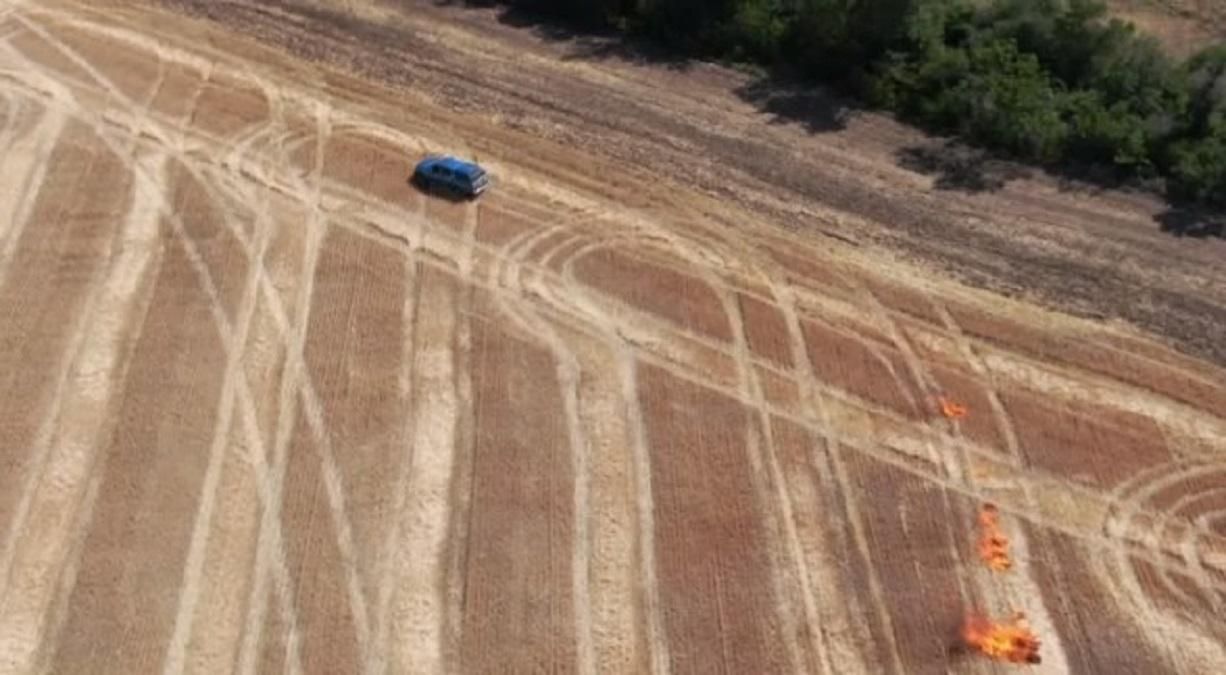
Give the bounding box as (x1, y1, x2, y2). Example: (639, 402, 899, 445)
(1, 0, 1226, 673)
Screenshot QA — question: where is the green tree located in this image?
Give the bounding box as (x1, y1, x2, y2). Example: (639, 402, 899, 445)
(943, 40, 1070, 161)
(475, 0, 1221, 211)
(1168, 46, 1226, 205)
(1169, 130, 1226, 206)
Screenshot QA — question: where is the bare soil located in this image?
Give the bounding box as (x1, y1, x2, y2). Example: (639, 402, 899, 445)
(161, 0, 1226, 368)
(2, 1, 1226, 673)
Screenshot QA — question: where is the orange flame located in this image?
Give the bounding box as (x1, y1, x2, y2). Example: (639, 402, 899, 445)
(939, 396, 968, 419)
(978, 503, 1011, 572)
(963, 612, 1042, 664)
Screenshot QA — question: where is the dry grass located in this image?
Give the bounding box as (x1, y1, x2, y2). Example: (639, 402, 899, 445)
(1107, 0, 1225, 59)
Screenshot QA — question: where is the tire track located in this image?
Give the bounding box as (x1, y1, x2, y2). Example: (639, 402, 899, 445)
(159, 52, 286, 675)
(235, 103, 330, 675)
(236, 218, 318, 675)
(0, 148, 164, 674)
(366, 190, 433, 675)
(570, 344, 651, 673)
(339, 205, 1226, 594)
(1106, 461, 1226, 612)
(720, 276, 812, 673)
(1095, 494, 1226, 673)
(1184, 489, 1226, 527)
(531, 232, 676, 675)
(197, 109, 398, 673)
(0, 100, 65, 283)
(161, 165, 274, 675)
(335, 200, 1226, 593)
(930, 301, 1073, 674)
(368, 248, 419, 675)
(934, 303, 1025, 469)
(33, 433, 104, 675)
(8, 6, 1226, 674)
(231, 168, 1226, 457)
(0, 26, 305, 675)
(0, 58, 961, 443)
(382, 198, 472, 674)
(149, 55, 304, 675)
(16, 22, 1216, 453)
(617, 347, 673, 675)
(747, 255, 858, 675)
(773, 275, 897, 674)
(384, 265, 460, 675)
(490, 208, 649, 674)
(850, 287, 986, 647)
(175, 85, 377, 672)
(3, 21, 315, 672)
(0, 58, 76, 592)
(441, 239, 477, 674)
(488, 235, 596, 675)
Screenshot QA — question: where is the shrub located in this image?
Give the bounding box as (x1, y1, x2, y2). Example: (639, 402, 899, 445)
(475, 0, 1225, 210)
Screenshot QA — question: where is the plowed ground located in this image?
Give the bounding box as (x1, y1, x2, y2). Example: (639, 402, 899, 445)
(1, 1, 1226, 673)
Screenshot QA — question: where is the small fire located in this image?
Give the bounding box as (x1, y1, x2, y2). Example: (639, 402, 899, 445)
(978, 503, 1011, 572)
(963, 612, 1042, 664)
(939, 395, 968, 419)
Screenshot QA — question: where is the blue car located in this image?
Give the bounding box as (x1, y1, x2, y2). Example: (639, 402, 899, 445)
(412, 154, 489, 198)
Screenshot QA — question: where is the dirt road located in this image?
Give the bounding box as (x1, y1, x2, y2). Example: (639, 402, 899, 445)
(1, 1, 1225, 673)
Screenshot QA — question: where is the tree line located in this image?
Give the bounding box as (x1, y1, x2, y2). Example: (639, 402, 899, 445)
(469, 0, 1225, 213)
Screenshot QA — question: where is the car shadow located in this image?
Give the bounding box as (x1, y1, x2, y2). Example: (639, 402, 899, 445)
(407, 173, 477, 202)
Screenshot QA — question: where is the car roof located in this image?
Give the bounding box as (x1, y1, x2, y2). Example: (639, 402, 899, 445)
(425, 155, 485, 178)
